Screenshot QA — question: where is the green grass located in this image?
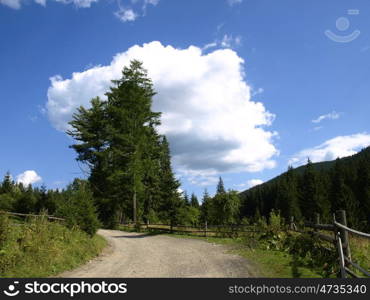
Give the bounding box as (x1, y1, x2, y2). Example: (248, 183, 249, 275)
(0, 214, 107, 277)
(349, 234, 370, 277)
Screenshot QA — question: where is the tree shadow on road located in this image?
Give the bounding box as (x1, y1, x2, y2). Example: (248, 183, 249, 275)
(112, 232, 159, 239)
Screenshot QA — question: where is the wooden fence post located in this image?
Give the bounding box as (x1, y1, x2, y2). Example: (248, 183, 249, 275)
(336, 210, 352, 262)
(204, 221, 208, 237)
(336, 234, 347, 278)
(315, 213, 320, 226)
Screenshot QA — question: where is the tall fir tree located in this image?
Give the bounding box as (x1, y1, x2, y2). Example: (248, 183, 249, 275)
(157, 136, 182, 227)
(200, 189, 211, 224)
(216, 177, 226, 194)
(190, 193, 199, 208)
(68, 60, 163, 228)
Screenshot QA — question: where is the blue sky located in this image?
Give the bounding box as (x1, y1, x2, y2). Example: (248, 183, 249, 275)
(1, 0, 370, 198)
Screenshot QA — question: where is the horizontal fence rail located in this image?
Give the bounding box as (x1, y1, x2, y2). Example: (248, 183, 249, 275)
(0, 210, 65, 222)
(291, 210, 370, 279)
(121, 223, 263, 237)
(334, 221, 370, 239)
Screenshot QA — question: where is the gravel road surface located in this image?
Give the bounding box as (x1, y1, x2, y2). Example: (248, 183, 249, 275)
(61, 229, 257, 278)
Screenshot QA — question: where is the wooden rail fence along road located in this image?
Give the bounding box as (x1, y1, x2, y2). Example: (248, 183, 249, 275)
(0, 210, 65, 222)
(291, 210, 369, 278)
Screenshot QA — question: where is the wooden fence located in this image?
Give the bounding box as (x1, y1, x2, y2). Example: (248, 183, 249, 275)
(122, 222, 262, 238)
(290, 210, 370, 278)
(0, 210, 65, 222)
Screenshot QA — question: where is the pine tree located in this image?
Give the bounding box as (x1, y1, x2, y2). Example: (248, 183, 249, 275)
(216, 177, 226, 194)
(190, 193, 199, 208)
(356, 159, 370, 230)
(299, 159, 321, 221)
(200, 189, 211, 224)
(330, 159, 359, 227)
(1, 172, 13, 194)
(183, 191, 190, 206)
(157, 136, 182, 227)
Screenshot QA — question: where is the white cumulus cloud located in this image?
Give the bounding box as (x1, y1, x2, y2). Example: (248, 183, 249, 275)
(16, 170, 42, 186)
(312, 111, 341, 123)
(289, 133, 370, 166)
(46, 41, 278, 183)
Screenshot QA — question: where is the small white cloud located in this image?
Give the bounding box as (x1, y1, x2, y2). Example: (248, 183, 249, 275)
(234, 178, 264, 191)
(252, 87, 264, 97)
(144, 0, 159, 6)
(16, 170, 42, 186)
(115, 8, 138, 22)
(221, 34, 242, 48)
(55, 0, 98, 8)
(202, 42, 218, 51)
(0, 0, 21, 9)
(247, 179, 263, 188)
(227, 0, 242, 6)
(1, 0, 98, 9)
(312, 111, 341, 124)
(116, 0, 159, 22)
(203, 34, 242, 53)
(34, 0, 46, 6)
(289, 133, 370, 166)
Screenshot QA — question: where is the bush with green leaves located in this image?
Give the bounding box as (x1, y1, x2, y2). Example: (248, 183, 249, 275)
(0, 194, 14, 211)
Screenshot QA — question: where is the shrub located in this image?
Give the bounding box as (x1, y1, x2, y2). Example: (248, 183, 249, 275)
(56, 180, 100, 237)
(0, 194, 15, 211)
(0, 215, 106, 277)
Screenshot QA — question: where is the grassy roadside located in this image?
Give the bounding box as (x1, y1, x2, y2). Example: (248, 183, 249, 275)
(0, 214, 107, 277)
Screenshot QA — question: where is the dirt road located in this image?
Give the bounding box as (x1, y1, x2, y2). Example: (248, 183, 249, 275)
(61, 229, 257, 278)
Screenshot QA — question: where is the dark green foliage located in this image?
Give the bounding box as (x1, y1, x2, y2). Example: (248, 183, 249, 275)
(14, 185, 36, 214)
(67, 60, 182, 228)
(190, 193, 199, 208)
(183, 191, 190, 206)
(0, 172, 13, 194)
(0, 194, 14, 211)
(200, 189, 211, 224)
(216, 177, 226, 194)
(156, 136, 183, 226)
(56, 179, 100, 236)
(209, 188, 240, 225)
(240, 147, 370, 230)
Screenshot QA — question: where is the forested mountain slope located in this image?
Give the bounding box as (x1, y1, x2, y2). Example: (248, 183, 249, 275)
(239, 147, 370, 230)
